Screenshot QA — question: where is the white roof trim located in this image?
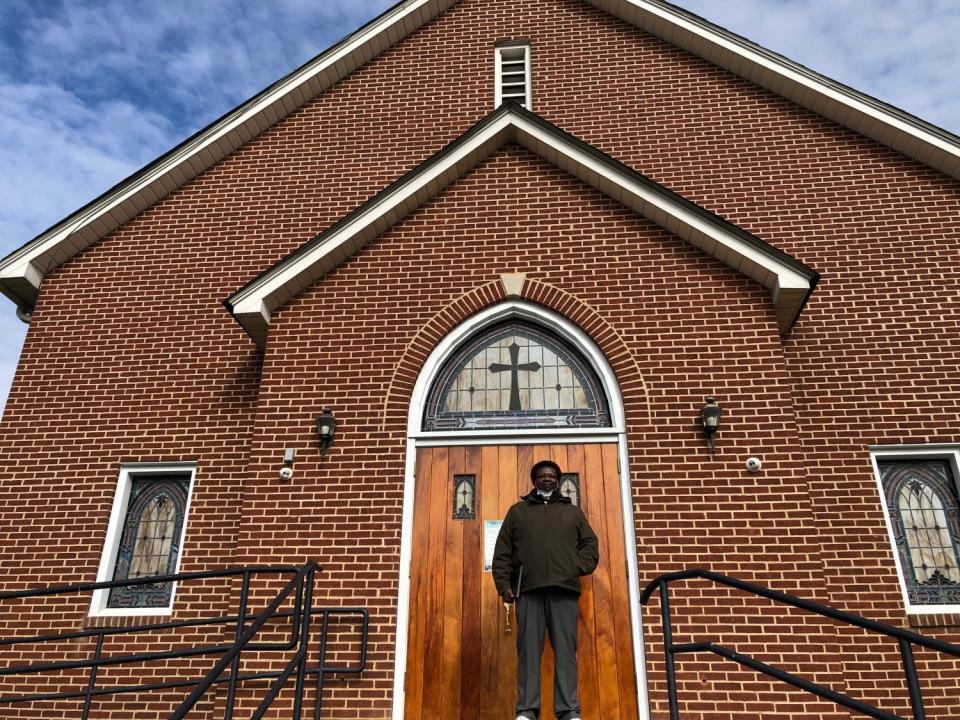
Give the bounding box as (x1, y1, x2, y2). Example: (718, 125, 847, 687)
(595, 0, 960, 177)
(0, 0, 458, 311)
(226, 104, 817, 347)
(2, 0, 951, 312)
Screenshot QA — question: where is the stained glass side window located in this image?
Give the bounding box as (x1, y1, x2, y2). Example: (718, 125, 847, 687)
(423, 321, 611, 431)
(879, 460, 960, 606)
(560, 473, 580, 506)
(107, 475, 190, 609)
(453, 475, 476, 519)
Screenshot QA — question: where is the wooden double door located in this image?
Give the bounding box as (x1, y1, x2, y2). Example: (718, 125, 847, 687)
(404, 444, 638, 720)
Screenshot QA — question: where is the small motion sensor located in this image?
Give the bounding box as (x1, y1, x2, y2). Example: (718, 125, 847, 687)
(278, 466, 294, 481)
(745, 457, 762, 473)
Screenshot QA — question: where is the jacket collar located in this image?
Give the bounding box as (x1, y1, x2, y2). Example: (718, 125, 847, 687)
(522, 489, 570, 504)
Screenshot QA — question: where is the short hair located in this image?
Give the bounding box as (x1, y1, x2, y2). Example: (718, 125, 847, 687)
(530, 460, 562, 483)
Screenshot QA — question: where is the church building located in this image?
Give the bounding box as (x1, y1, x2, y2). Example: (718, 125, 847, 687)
(1, 0, 959, 718)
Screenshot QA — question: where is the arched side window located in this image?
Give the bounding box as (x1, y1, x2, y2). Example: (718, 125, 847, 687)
(560, 473, 581, 506)
(880, 460, 960, 606)
(423, 320, 611, 431)
(108, 475, 190, 609)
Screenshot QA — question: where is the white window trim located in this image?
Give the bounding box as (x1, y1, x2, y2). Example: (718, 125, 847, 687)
(89, 462, 197, 618)
(494, 43, 531, 110)
(870, 445, 960, 615)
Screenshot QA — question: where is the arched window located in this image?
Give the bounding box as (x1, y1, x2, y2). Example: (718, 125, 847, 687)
(108, 475, 190, 609)
(423, 320, 611, 431)
(560, 473, 581, 506)
(880, 460, 960, 606)
(453, 475, 476, 519)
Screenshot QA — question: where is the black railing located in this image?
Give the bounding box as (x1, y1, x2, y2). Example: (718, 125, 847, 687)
(0, 561, 369, 718)
(641, 569, 960, 720)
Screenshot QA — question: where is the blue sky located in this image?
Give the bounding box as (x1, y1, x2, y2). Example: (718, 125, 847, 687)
(2, 0, 959, 415)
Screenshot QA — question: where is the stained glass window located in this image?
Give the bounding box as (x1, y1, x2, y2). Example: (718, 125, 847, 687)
(453, 475, 476, 519)
(108, 474, 190, 609)
(424, 321, 611, 431)
(560, 473, 580, 506)
(879, 460, 960, 606)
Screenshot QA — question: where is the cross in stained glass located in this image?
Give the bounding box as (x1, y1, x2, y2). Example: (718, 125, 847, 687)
(488, 342, 542, 411)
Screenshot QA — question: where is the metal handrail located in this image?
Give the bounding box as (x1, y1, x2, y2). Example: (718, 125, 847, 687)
(168, 561, 317, 719)
(641, 568, 960, 720)
(0, 561, 369, 718)
(0, 566, 302, 685)
(0, 564, 299, 600)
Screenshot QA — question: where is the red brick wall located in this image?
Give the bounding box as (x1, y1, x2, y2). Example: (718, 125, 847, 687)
(1, 0, 958, 717)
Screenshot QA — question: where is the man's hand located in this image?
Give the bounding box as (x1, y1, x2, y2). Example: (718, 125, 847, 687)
(501, 589, 515, 604)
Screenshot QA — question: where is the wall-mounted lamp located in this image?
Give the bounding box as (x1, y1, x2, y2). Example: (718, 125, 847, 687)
(316, 408, 338, 456)
(701, 396, 722, 454)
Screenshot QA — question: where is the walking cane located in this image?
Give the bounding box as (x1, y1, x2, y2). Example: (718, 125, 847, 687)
(505, 566, 522, 636)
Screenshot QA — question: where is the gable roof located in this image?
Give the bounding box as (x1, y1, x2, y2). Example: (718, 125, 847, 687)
(226, 103, 818, 346)
(0, 0, 955, 313)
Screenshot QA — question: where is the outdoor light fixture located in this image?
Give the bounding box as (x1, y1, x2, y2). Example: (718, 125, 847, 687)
(316, 408, 337, 456)
(701, 396, 722, 454)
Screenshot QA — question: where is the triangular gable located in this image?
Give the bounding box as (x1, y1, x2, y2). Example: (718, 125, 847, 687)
(0, 0, 948, 313)
(225, 104, 818, 346)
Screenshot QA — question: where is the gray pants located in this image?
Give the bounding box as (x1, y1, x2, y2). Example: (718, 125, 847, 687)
(515, 589, 580, 720)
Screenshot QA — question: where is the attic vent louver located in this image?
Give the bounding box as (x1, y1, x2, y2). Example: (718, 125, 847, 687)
(495, 43, 531, 109)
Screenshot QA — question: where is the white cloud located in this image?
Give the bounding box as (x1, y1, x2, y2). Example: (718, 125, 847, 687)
(17, 0, 396, 125)
(0, 76, 172, 243)
(0, 316, 25, 422)
(672, 0, 960, 132)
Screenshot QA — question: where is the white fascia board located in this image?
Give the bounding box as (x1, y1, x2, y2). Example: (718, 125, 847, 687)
(0, 0, 454, 310)
(598, 0, 960, 177)
(510, 114, 813, 332)
(0, 257, 43, 308)
(230, 115, 514, 322)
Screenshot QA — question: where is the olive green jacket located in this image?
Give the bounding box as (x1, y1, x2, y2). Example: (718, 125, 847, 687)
(491, 490, 599, 597)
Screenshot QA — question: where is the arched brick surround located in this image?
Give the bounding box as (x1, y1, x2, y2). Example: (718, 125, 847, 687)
(381, 277, 649, 434)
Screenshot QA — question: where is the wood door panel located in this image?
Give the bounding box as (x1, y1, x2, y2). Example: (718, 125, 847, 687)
(405, 444, 637, 720)
(460, 446, 483, 719)
(421, 447, 448, 716)
(403, 448, 431, 717)
(601, 444, 640, 720)
(585, 443, 621, 719)
(478, 445, 500, 720)
(441, 447, 466, 717)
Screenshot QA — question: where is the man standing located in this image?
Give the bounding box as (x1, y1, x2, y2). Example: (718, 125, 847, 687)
(492, 460, 599, 720)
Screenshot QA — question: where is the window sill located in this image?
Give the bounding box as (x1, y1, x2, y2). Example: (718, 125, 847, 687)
(906, 612, 960, 630)
(84, 612, 172, 629)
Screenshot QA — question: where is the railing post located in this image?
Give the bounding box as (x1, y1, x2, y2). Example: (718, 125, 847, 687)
(292, 565, 315, 720)
(225, 569, 252, 720)
(898, 638, 926, 720)
(658, 579, 680, 720)
(314, 610, 331, 720)
(81, 633, 104, 720)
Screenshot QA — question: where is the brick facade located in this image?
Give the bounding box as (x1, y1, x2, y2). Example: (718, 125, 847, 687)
(1, 0, 959, 717)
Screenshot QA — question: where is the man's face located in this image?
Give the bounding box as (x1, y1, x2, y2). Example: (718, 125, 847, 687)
(533, 465, 559, 494)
